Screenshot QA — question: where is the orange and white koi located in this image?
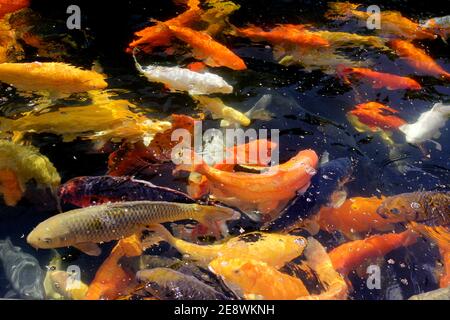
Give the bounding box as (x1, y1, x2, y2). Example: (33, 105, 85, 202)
(389, 39, 450, 80)
(336, 65, 422, 90)
(347, 102, 407, 132)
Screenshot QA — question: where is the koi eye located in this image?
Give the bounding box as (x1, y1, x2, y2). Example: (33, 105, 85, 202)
(390, 208, 400, 215)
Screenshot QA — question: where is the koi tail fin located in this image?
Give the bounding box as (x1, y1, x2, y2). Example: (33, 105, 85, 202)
(197, 205, 241, 238)
(142, 224, 176, 250)
(244, 94, 274, 121)
(408, 222, 450, 249)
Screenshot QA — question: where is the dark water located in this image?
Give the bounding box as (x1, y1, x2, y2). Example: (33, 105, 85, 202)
(0, 0, 449, 299)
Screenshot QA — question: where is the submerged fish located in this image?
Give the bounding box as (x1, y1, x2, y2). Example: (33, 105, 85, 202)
(325, 2, 436, 40)
(389, 39, 450, 80)
(164, 24, 246, 70)
(0, 62, 107, 98)
(134, 56, 233, 95)
(377, 191, 450, 226)
(399, 103, 450, 150)
(0, 140, 60, 206)
(336, 65, 422, 90)
(348, 102, 407, 132)
(329, 230, 419, 276)
(0, 95, 171, 144)
(0, 0, 29, 19)
(27, 201, 240, 256)
(313, 31, 388, 50)
(58, 176, 194, 207)
(137, 268, 228, 300)
(0, 238, 45, 299)
(145, 224, 307, 268)
(179, 149, 319, 221)
(421, 15, 450, 40)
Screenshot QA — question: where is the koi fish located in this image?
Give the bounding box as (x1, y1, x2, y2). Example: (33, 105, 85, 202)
(144, 224, 307, 269)
(199, 0, 240, 36)
(312, 197, 394, 238)
(179, 149, 319, 221)
(164, 24, 246, 70)
(0, 17, 24, 63)
(192, 94, 273, 127)
(27, 201, 240, 256)
(134, 56, 233, 95)
(325, 2, 436, 40)
(187, 61, 207, 72)
(389, 39, 450, 80)
(0, 238, 45, 299)
(0, 96, 171, 144)
(313, 31, 388, 50)
(336, 65, 422, 90)
(409, 286, 450, 300)
(399, 103, 450, 150)
(328, 230, 419, 276)
(0, 0, 29, 19)
(377, 191, 450, 226)
(0, 62, 107, 99)
(127, 0, 201, 52)
(237, 24, 329, 48)
(0, 140, 60, 206)
(136, 268, 228, 300)
(348, 102, 407, 132)
(209, 257, 310, 299)
(85, 235, 142, 300)
(58, 176, 194, 208)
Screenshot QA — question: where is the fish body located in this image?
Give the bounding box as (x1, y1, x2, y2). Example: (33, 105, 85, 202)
(0, 62, 107, 97)
(27, 201, 240, 255)
(399, 103, 450, 149)
(329, 230, 418, 275)
(135, 58, 233, 95)
(165, 24, 246, 70)
(389, 39, 450, 79)
(237, 24, 329, 48)
(182, 149, 318, 219)
(0, 141, 60, 206)
(377, 191, 450, 226)
(0, 238, 45, 299)
(314, 31, 387, 50)
(266, 158, 353, 232)
(409, 286, 450, 300)
(58, 176, 195, 207)
(348, 102, 407, 131)
(193, 96, 251, 126)
(137, 268, 228, 300)
(146, 224, 307, 269)
(209, 257, 309, 299)
(85, 235, 142, 300)
(337, 65, 422, 90)
(421, 15, 450, 40)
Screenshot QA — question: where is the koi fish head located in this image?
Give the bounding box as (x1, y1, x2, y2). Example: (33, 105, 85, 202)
(376, 194, 423, 223)
(27, 215, 74, 249)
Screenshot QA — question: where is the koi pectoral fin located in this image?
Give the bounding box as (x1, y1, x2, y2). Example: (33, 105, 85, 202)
(74, 242, 101, 256)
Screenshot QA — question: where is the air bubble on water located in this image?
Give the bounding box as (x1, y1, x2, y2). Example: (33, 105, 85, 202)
(239, 227, 245, 234)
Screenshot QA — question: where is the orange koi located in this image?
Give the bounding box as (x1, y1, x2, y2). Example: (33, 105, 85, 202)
(0, 0, 29, 19)
(127, 0, 201, 53)
(329, 230, 419, 276)
(325, 2, 436, 40)
(164, 24, 247, 70)
(337, 65, 422, 90)
(84, 235, 142, 300)
(348, 102, 407, 132)
(389, 39, 450, 80)
(180, 149, 318, 221)
(313, 196, 395, 238)
(187, 61, 207, 72)
(237, 24, 329, 48)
